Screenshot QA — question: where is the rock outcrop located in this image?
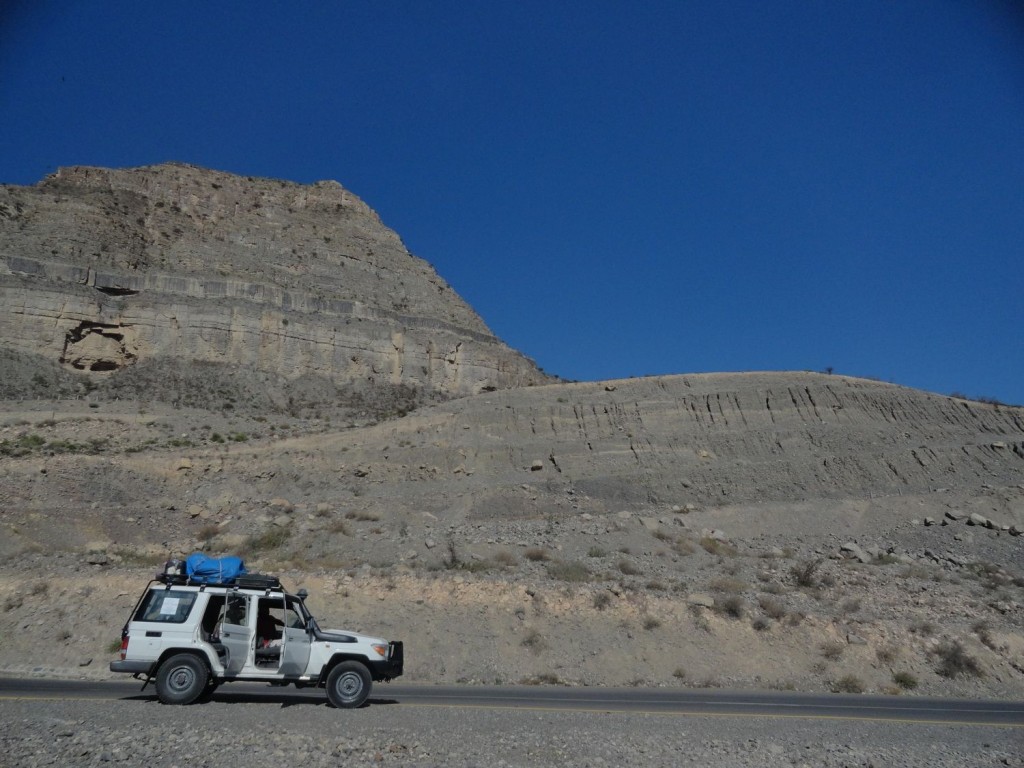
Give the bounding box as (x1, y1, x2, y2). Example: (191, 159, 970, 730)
(0, 163, 549, 398)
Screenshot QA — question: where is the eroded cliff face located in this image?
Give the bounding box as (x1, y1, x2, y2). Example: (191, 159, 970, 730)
(0, 163, 549, 396)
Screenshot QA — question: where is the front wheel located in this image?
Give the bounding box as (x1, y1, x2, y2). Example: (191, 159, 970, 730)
(155, 654, 209, 705)
(325, 661, 372, 708)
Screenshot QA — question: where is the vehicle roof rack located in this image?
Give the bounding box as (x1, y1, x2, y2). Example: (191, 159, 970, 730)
(154, 572, 283, 590)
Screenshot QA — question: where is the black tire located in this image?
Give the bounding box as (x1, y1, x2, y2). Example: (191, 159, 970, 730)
(155, 654, 209, 705)
(325, 661, 372, 709)
(196, 680, 219, 703)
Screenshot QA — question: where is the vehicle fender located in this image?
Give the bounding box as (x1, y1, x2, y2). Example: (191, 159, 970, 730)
(154, 647, 215, 677)
(319, 652, 370, 683)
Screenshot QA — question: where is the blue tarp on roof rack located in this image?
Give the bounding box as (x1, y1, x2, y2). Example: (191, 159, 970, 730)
(184, 552, 246, 584)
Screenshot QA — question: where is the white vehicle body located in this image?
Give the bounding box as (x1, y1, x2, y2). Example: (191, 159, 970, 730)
(110, 576, 403, 708)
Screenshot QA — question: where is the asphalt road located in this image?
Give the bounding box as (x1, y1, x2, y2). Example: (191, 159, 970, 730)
(1, 677, 1021, 727)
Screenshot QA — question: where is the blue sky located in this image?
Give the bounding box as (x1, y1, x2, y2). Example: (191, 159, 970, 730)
(2, 1, 1023, 403)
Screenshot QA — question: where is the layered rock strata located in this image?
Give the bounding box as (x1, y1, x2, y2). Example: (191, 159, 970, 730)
(0, 164, 548, 396)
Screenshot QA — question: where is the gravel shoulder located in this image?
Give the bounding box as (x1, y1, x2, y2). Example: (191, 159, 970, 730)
(2, 695, 1022, 768)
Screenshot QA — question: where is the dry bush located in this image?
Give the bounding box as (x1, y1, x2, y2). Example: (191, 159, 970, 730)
(521, 629, 546, 654)
(197, 524, 220, 541)
(699, 537, 738, 557)
(710, 577, 746, 594)
(832, 675, 865, 694)
(892, 671, 918, 690)
(587, 546, 607, 558)
(933, 641, 984, 678)
(345, 510, 381, 522)
(243, 527, 291, 553)
(751, 616, 771, 631)
(547, 560, 590, 582)
(715, 595, 745, 619)
(492, 550, 518, 567)
(328, 519, 350, 535)
(592, 591, 612, 611)
(617, 559, 640, 576)
(524, 547, 550, 562)
(821, 641, 845, 661)
(840, 598, 862, 614)
(672, 667, 687, 680)
(642, 616, 661, 630)
(790, 558, 823, 588)
(673, 536, 696, 556)
(876, 644, 899, 664)
(909, 620, 935, 637)
(645, 579, 666, 591)
(758, 596, 787, 620)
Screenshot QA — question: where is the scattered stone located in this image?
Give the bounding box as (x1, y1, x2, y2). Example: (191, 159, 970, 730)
(424, 539, 437, 549)
(968, 513, 990, 527)
(269, 498, 294, 513)
(687, 593, 715, 608)
(923, 517, 936, 526)
(840, 542, 870, 563)
(530, 460, 544, 471)
(846, 633, 867, 645)
(175, 457, 193, 470)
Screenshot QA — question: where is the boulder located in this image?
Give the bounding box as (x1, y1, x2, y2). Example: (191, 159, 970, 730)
(840, 542, 870, 563)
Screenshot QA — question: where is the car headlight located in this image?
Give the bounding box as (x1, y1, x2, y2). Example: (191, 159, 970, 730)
(371, 643, 388, 658)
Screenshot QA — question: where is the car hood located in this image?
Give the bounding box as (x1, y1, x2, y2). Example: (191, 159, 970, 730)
(317, 628, 388, 646)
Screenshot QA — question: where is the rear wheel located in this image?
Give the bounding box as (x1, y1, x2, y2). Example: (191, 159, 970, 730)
(155, 654, 208, 705)
(325, 661, 372, 708)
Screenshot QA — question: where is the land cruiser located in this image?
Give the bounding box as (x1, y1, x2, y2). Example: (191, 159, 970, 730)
(110, 566, 403, 708)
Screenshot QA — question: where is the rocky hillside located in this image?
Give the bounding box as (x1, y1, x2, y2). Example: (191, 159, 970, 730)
(0, 164, 1022, 697)
(0, 164, 549, 406)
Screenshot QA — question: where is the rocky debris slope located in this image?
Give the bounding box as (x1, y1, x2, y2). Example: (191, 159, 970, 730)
(2, 697, 1022, 767)
(0, 164, 549, 398)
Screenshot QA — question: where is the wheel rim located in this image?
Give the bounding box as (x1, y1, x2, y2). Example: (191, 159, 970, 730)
(334, 670, 364, 702)
(168, 665, 196, 693)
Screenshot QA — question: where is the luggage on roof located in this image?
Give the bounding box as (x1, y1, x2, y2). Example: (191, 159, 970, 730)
(184, 552, 247, 584)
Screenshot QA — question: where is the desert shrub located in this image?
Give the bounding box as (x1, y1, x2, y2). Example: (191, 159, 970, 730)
(328, 519, 350, 536)
(520, 672, 563, 685)
(344, 510, 381, 522)
(933, 641, 983, 678)
(715, 595, 745, 618)
(909, 620, 935, 637)
(758, 596, 787, 620)
(699, 537, 737, 556)
(645, 579, 666, 591)
(790, 558, 823, 588)
(244, 527, 290, 552)
(587, 546, 607, 558)
(892, 671, 918, 690)
(751, 616, 771, 631)
(197, 524, 220, 541)
(524, 547, 550, 562)
(710, 577, 746, 594)
(642, 615, 661, 630)
(821, 641, 845, 661)
(876, 644, 899, 664)
(672, 667, 686, 680)
(973, 621, 998, 651)
(652, 529, 672, 542)
(593, 591, 612, 611)
(547, 560, 590, 582)
(673, 536, 696, 556)
(832, 675, 865, 694)
(492, 550, 517, 567)
(521, 629, 546, 653)
(617, 559, 640, 576)
(840, 598, 862, 614)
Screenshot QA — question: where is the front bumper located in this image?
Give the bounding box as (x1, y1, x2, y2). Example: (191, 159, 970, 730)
(368, 641, 403, 681)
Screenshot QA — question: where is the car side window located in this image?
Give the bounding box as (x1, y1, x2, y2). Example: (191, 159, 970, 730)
(285, 597, 306, 629)
(224, 593, 248, 627)
(135, 590, 198, 624)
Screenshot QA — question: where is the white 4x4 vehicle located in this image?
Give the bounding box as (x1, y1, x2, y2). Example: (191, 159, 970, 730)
(110, 570, 403, 708)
